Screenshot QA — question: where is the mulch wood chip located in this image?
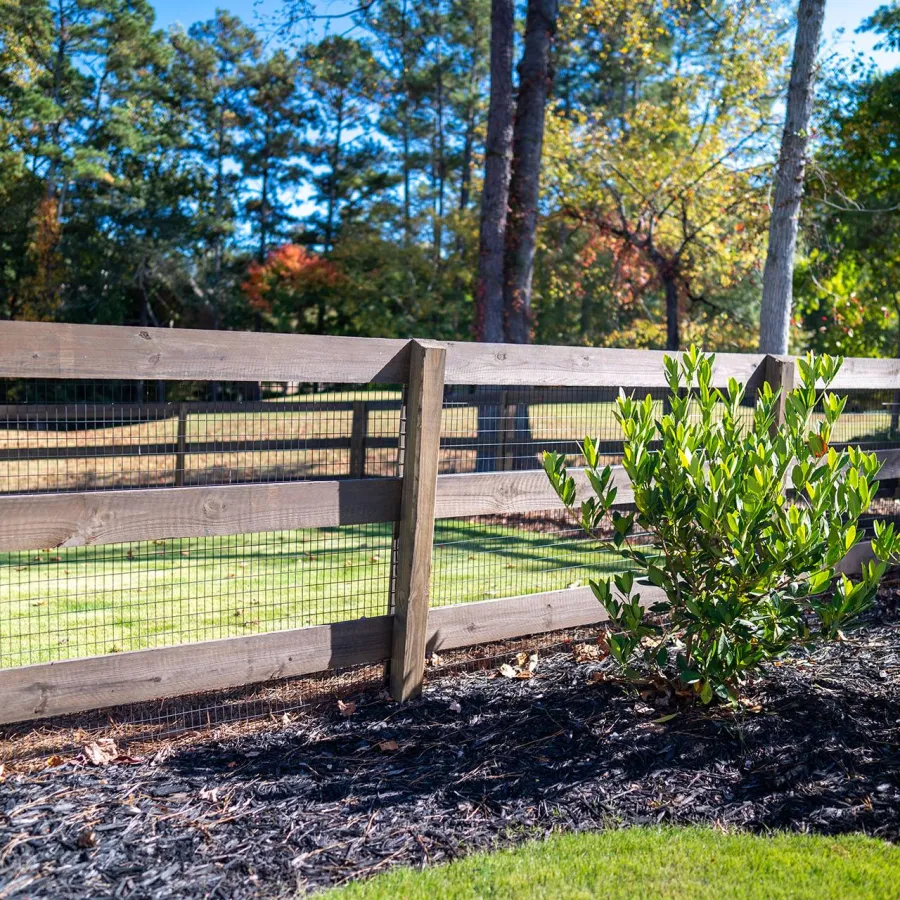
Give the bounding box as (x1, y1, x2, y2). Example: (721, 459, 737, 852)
(2, 586, 900, 898)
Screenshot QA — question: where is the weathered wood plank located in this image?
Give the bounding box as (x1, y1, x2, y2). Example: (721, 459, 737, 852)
(0, 616, 393, 725)
(4, 322, 900, 392)
(0, 478, 402, 551)
(836, 541, 876, 575)
(0, 436, 356, 462)
(433, 448, 900, 521)
(6, 448, 892, 550)
(827, 357, 900, 391)
(442, 342, 769, 389)
(0, 435, 416, 462)
(427, 584, 665, 652)
(875, 448, 900, 479)
(349, 401, 369, 479)
(0, 322, 411, 384)
(764, 354, 796, 434)
(390, 341, 446, 701)
(174, 404, 187, 487)
(444, 386, 668, 406)
(434, 466, 633, 519)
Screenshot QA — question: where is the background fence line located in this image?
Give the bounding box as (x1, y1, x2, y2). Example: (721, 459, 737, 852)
(0, 323, 898, 727)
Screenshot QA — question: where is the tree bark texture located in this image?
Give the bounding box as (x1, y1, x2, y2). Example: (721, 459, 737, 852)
(475, 0, 515, 343)
(663, 270, 680, 352)
(503, 0, 558, 344)
(758, 0, 826, 354)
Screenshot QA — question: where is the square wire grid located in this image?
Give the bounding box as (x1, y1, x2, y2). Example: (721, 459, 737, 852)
(0, 379, 404, 493)
(0, 379, 404, 669)
(434, 384, 659, 607)
(431, 510, 650, 608)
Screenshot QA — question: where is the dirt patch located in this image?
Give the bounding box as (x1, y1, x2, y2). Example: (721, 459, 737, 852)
(2, 587, 899, 898)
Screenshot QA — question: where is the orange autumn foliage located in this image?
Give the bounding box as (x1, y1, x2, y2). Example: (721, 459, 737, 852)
(242, 244, 343, 314)
(20, 196, 64, 321)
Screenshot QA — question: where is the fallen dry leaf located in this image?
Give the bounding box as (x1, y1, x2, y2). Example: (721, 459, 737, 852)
(76, 828, 97, 849)
(573, 643, 605, 663)
(337, 699, 357, 716)
(501, 651, 538, 679)
(46, 755, 65, 768)
(376, 740, 399, 752)
(83, 738, 119, 766)
(0, 763, 5, 783)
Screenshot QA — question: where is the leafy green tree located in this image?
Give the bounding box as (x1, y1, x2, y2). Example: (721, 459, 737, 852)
(171, 11, 261, 328)
(543, 0, 788, 350)
(0, 0, 169, 320)
(299, 35, 390, 256)
(241, 50, 307, 263)
(797, 6, 900, 360)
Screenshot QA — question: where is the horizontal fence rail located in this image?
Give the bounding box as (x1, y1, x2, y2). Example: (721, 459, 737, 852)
(4, 452, 900, 553)
(1, 322, 899, 726)
(5, 321, 900, 388)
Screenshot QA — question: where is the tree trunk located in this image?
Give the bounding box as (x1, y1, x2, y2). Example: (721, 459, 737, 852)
(758, 0, 826, 354)
(891, 301, 900, 438)
(259, 162, 270, 263)
(663, 269, 680, 351)
(459, 105, 475, 212)
(502, 0, 558, 344)
(259, 113, 272, 263)
(400, 0, 412, 246)
(433, 14, 446, 261)
(325, 95, 344, 253)
(475, 0, 515, 343)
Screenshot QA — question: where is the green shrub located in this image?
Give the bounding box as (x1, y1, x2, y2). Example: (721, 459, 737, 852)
(544, 347, 900, 703)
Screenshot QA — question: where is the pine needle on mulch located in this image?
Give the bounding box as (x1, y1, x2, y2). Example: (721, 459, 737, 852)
(2, 586, 899, 899)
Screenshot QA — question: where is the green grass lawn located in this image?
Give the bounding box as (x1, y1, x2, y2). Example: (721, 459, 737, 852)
(326, 827, 900, 900)
(0, 518, 637, 668)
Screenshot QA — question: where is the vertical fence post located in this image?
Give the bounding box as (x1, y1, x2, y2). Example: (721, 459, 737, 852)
(764, 354, 795, 434)
(174, 403, 188, 487)
(390, 340, 446, 702)
(349, 400, 368, 478)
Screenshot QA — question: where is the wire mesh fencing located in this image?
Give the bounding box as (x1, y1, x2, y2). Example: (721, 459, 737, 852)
(0, 378, 405, 673)
(433, 384, 658, 609)
(822, 388, 900, 450)
(440, 385, 630, 474)
(0, 379, 405, 493)
(0, 659, 389, 766)
(431, 510, 650, 609)
(0, 525, 396, 669)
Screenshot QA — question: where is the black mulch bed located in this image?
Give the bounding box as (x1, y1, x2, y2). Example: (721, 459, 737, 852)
(3, 591, 900, 899)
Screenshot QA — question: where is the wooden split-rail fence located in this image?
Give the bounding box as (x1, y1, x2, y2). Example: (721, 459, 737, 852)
(0, 322, 898, 725)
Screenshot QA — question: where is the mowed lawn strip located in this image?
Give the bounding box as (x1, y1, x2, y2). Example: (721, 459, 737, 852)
(326, 827, 900, 900)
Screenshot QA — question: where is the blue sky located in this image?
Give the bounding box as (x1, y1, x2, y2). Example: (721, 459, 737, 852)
(150, 0, 900, 70)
